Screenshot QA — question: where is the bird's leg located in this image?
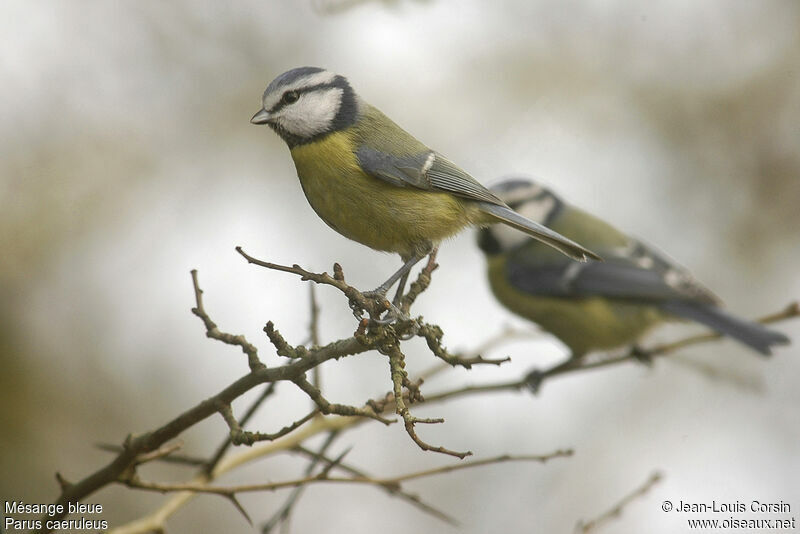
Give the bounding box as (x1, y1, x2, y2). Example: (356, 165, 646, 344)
(363, 251, 428, 325)
(525, 351, 585, 393)
(629, 344, 653, 365)
(365, 253, 425, 299)
(391, 269, 411, 307)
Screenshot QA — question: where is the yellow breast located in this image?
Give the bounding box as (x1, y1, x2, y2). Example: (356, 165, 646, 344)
(290, 131, 472, 256)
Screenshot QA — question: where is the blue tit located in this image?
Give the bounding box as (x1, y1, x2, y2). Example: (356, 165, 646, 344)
(477, 177, 790, 358)
(250, 67, 600, 309)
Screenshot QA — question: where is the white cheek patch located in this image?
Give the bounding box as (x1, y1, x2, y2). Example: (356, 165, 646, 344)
(486, 194, 555, 251)
(275, 87, 343, 137)
(489, 224, 530, 251)
(516, 195, 555, 225)
(262, 70, 338, 110)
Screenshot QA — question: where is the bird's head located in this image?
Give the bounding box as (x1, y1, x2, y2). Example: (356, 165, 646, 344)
(251, 67, 358, 147)
(477, 177, 563, 255)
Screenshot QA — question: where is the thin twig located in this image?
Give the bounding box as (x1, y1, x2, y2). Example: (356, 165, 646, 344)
(293, 375, 394, 425)
(191, 270, 264, 372)
(426, 301, 800, 400)
(400, 248, 439, 314)
(261, 432, 341, 533)
(386, 343, 471, 459)
(236, 247, 387, 319)
(97, 443, 207, 467)
(217, 402, 319, 446)
(575, 471, 663, 533)
(289, 445, 458, 526)
(417, 323, 510, 369)
(205, 383, 276, 474)
(120, 451, 573, 496)
(308, 284, 323, 395)
(39, 276, 372, 533)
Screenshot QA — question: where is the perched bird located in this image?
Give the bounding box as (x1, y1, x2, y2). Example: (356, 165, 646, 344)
(250, 67, 599, 313)
(477, 177, 790, 358)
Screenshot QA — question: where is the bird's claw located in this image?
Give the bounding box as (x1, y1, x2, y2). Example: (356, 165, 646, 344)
(371, 302, 411, 325)
(630, 345, 653, 366)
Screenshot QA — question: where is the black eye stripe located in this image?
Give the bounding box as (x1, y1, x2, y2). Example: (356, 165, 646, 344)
(267, 82, 341, 113)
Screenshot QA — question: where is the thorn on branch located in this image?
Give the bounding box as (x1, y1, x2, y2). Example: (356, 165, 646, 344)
(97, 442, 208, 467)
(55, 472, 72, 492)
(135, 441, 185, 465)
(226, 494, 253, 525)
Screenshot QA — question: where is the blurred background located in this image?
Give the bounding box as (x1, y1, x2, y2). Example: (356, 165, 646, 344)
(2, 1, 798, 532)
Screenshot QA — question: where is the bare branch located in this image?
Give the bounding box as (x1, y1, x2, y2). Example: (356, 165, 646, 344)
(264, 321, 310, 359)
(427, 301, 800, 400)
(399, 248, 439, 314)
(386, 343, 471, 459)
(191, 270, 264, 372)
(293, 375, 394, 425)
(236, 247, 388, 320)
(205, 383, 276, 474)
(134, 442, 185, 465)
(97, 442, 208, 468)
(289, 444, 458, 526)
(308, 284, 323, 395)
(417, 323, 510, 368)
(50, 250, 795, 534)
(217, 402, 319, 446)
(308, 284, 321, 347)
(119, 450, 573, 496)
(262, 432, 341, 533)
(575, 471, 663, 533)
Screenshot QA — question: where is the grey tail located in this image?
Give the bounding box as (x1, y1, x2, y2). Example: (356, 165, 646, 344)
(660, 301, 790, 356)
(478, 202, 602, 262)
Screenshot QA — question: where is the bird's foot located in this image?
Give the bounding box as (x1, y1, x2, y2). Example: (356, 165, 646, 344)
(361, 290, 411, 326)
(371, 302, 412, 326)
(630, 345, 653, 366)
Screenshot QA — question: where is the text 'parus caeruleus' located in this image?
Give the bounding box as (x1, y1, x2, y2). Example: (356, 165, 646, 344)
(477, 178, 789, 357)
(250, 67, 600, 312)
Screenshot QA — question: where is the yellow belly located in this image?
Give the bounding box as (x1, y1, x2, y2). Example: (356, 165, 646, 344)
(290, 132, 472, 256)
(487, 256, 664, 356)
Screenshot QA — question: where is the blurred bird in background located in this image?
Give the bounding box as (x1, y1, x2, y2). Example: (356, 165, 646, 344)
(250, 67, 599, 318)
(477, 177, 790, 364)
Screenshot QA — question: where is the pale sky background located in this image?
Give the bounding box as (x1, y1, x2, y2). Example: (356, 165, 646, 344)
(2, 1, 799, 533)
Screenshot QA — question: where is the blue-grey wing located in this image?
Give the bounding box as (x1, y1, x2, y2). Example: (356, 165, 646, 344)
(505, 239, 717, 304)
(355, 146, 503, 205)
